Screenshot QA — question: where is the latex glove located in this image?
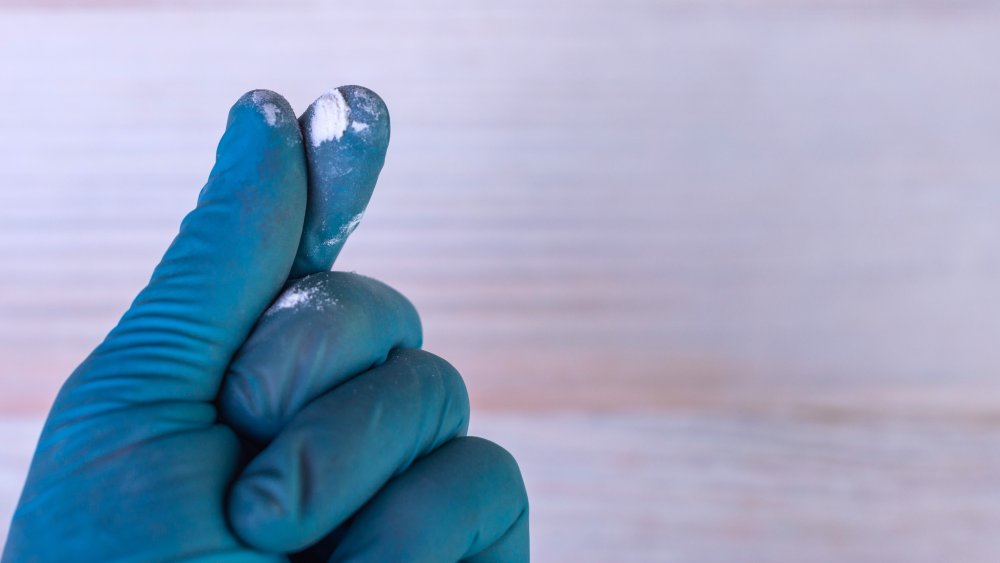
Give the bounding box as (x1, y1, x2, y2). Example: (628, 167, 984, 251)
(2, 87, 528, 562)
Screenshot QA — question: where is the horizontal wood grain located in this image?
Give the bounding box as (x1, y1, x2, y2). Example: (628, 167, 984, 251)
(4, 2, 1000, 560)
(3, 4, 1000, 411)
(3, 411, 1000, 562)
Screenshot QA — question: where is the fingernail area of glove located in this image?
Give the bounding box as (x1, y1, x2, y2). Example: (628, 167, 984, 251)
(302, 85, 389, 182)
(208, 90, 299, 180)
(227, 89, 299, 136)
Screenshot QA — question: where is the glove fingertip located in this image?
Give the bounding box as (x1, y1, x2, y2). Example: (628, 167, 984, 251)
(288, 86, 390, 279)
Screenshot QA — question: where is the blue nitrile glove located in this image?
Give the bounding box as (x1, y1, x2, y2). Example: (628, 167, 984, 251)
(2, 87, 528, 562)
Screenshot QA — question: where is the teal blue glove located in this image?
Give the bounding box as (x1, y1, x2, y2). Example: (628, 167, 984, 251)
(2, 87, 528, 562)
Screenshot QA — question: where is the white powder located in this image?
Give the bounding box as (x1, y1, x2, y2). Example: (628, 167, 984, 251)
(350, 121, 369, 132)
(324, 211, 364, 247)
(353, 87, 381, 116)
(260, 103, 280, 126)
(266, 284, 341, 315)
(251, 91, 282, 126)
(309, 89, 350, 147)
(267, 285, 318, 314)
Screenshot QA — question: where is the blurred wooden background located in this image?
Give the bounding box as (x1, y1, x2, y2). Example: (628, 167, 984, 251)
(4, 1, 1000, 560)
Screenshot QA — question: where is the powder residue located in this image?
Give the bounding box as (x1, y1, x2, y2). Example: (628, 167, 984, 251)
(250, 91, 282, 126)
(309, 89, 350, 147)
(352, 87, 381, 116)
(265, 284, 341, 316)
(260, 103, 280, 126)
(324, 212, 364, 247)
(350, 121, 369, 133)
(267, 285, 318, 314)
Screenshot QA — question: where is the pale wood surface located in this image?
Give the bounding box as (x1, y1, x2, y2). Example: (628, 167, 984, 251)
(3, 2, 1000, 560)
(3, 412, 1000, 562)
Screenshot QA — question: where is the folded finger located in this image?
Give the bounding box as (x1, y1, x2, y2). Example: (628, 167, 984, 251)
(218, 271, 422, 443)
(227, 348, 470, 553)
(330, 436, 529, 563)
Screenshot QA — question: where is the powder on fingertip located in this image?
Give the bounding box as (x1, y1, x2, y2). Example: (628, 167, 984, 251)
(309, 89, 350, 146)
(260, 103, 280, 126)
(250, 91, 282, 126)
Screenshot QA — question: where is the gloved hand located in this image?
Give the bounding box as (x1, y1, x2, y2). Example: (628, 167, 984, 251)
(2, 87, 528, 562)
